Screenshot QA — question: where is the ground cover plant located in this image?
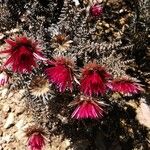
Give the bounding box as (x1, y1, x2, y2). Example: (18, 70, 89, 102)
(0, 0, 150, 149)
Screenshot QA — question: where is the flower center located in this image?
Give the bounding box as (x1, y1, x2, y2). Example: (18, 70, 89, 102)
(13, 43, 34, 53)
(21, 54, 29, 61)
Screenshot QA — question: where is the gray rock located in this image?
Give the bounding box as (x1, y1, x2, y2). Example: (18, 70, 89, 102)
(1, 89, 8, 98)
(15, 118, 26, 130)
(2, 105, 11, 113)
(15, 130, 26, 142)
(136, 99, 150, 129)
(4, 113, 15, 129)
(1, 135, 11, 143)
(15, 107, 25, 116)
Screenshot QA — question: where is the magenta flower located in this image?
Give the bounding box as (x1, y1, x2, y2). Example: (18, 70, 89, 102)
(0, 36, 46, 73)
(45, 57, 74, 92)
(90, 4, 103, 17)
(27, 133, 45, 150)
(70, 95, 104, 119)
(109, 77, 144, 95)
(26, 126, 45, 150)
(80, 62, 111, 96)
(0, 71, 9, 86)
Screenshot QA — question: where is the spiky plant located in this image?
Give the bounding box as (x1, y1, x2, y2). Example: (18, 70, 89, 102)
(0, 0, 149, 149)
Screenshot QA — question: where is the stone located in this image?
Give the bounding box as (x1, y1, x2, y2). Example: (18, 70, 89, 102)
(1, 135, 11, 143)
(104, 23, 110, 28)
(15, 118, 26, 130)
(4, 113, 15, 129)
(15, 130, 26, 142)
(19, 89, 25, 95)
(15, 107, 25, 116)
(6, 142, 18, 150)
(60, 139, 70, 149)
(2, 105, 11, 113)
(7, 92, 14, 99)
(11, 128, 17, 134)
(1, 89, 8, 98)
(72, 0, 80, 6)
(136, 99, 150, 129)
(1, 111, 8, 119)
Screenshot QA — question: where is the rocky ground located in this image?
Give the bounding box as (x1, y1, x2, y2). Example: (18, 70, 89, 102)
(0, 88, 31, 150)
(0, 87, 72, 150)
(0, 85, 150, 150)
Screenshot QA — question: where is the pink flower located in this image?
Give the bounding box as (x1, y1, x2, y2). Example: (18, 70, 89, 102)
(45, 57, 74, 92)
(90, 4, 103, 17)
(109, 77, 144, 95)
(70, 95, 104, 119)
(0, 71, 9, 86)
(26, 126, 45, 150)
(28, 133, 45, 150)
(0, 36, 46, 73)
(80, 62, 111, 96)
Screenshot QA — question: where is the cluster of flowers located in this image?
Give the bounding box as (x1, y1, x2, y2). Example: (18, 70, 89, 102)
(0, 36, 143, 150)
(0, 3, 144, 150)
(0, 36, 144, 118)
(0, 4, 112, 150)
